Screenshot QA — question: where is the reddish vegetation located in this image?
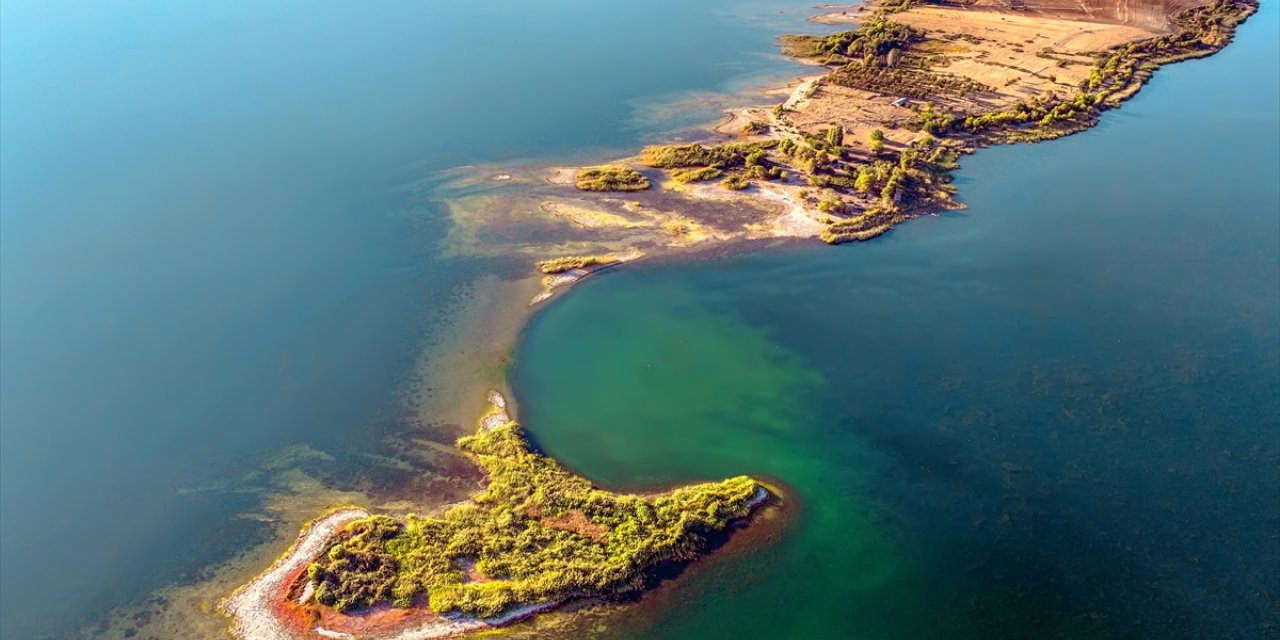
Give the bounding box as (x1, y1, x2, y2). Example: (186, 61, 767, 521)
(309, 602, 444, 636)
(456, 558, 490, 584)
(273, 565, 448, 637)
(269, 567, 320, 635)
(537, 510, 611, 544)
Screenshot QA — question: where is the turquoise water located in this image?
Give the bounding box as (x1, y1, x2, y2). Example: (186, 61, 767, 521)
(0, 1, 818, 637)
(514, 5, 1280, 639)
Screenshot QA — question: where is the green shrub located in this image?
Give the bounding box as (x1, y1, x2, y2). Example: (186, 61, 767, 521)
(817, 197, 849, 214)
(574, 166, 651, 192)
(671, 166, 722, 183)
(782, 17, 922, 61)
(536, 255, 617, 274)
(639, 142, 775, 169)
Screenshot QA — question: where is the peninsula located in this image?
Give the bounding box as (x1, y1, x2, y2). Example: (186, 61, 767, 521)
(224, 0, 1257, 637)
(515, 0, 1256, 285)
(224, 394, 766, 639)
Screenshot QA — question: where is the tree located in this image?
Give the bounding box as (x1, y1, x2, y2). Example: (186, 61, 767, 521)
(855, 169, 874, 193)
(825, 125, 844, 148)
(899, 148, 919, 170)
(818, 197, 849, 214)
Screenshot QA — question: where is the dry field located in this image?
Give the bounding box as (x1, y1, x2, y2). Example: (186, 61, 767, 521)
(780, 1, 1210, 155)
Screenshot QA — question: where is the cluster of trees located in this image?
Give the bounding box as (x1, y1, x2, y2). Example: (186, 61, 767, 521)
(828, 61, 988, 100)
(776, 128, 845, 175)
(795, 126, 957, 232)
(639, 141, 775, 169)
(814, 139, 961, 243)
(643, 142, 783, 189)
(817, 196, 849, 214)
(908, 104, 958, 135)
(901, 92, 1102, 141)
(879, 0, 915, 13)
(954, 92, 1099, 134)
(782, 17, 922, 64)
(306, 422, 762, 619)
(574, 166, 651, 192)
(744, 162, 786, 182)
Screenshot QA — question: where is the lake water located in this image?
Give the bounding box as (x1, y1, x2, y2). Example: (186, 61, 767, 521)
(0, 1, 820, 638)
(513, 4, 1280, 640)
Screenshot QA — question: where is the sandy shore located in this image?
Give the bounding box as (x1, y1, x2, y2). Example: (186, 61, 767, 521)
(222, 508, 371, 640)
(751, 183, 828, 238)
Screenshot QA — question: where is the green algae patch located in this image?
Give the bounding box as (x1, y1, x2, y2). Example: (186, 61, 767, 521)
(305, 420, 763, 619)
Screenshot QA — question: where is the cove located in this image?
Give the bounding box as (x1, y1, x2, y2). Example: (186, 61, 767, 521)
(511, 3, 1280, 638)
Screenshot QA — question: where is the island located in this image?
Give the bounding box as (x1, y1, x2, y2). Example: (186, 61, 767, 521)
(223, 0, 1258, 637)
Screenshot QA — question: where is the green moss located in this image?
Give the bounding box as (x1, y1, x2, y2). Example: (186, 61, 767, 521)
(307, 421, 762, 618)
(574, 166, 651, 192)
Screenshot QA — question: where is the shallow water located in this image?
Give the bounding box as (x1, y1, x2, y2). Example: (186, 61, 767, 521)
(0, 1, 817, 637)
(513, 4, 1280, 639)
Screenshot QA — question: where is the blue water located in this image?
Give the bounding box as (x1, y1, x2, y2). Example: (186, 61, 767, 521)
(514, 4, 1280, 639)
(0, 1, 818, 637)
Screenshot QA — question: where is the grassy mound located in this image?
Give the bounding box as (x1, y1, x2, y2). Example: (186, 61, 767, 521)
(671, 166, 723, 184)
(306, 421, 761, 619)
(639, 141, 775, 169)
(535, 255, 618, 274)
(574, 166, 651, 191)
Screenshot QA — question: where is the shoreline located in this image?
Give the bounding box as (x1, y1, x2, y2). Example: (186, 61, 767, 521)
(218, 0, 1260, 638)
